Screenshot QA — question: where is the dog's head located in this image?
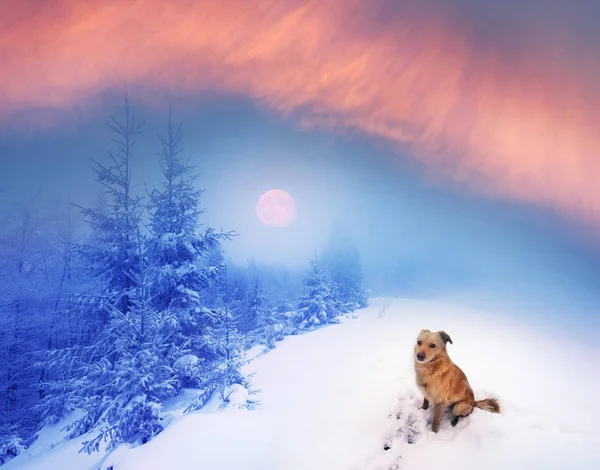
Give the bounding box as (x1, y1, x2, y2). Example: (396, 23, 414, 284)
(414, 329, 452, 364)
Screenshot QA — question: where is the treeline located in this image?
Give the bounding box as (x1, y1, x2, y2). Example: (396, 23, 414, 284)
(0, 100, 367, 464)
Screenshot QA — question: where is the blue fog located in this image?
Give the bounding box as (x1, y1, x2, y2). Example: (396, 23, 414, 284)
(2, 95, 599, 310)
(0, 93, 598, 461)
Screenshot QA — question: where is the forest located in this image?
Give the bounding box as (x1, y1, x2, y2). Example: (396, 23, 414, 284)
(0, 99, 368, 463)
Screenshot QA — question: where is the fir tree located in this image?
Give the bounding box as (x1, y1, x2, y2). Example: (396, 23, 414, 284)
(77, 92, 144, 319)
(244, 279, 267, 334)
(36, 97, 182, 453)
(146, 108, 232, 343)
(145, 109, 243, 412)
(185, 304, 258, 413)
(38, 228, 182, 453)
(295, 256, 339, 331)
(256, 304, 286, 350)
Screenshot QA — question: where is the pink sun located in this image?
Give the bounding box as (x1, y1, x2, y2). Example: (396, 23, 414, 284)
(255, 189, 296, 228)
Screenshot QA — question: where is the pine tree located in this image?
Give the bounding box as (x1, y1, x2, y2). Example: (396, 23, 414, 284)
(146, 108, 231, 334)
(41, 259, 181, 451)
(38, 228, 183, 453)
(245, 279, 267, 334)
(145, 109, 239, 411)
(295, 256, 339, 331)
(256, 304, 286, 350)
(185, 304, 258, 413)
(36, 97, 183, 453)
(78, 92, 144, 319)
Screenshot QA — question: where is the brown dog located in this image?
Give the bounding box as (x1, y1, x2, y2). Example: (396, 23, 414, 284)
(413, 329, 500, 432)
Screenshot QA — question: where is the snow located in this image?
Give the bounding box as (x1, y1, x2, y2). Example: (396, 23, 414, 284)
(173, 354, 199, 368)
(6, 297, 600, 470)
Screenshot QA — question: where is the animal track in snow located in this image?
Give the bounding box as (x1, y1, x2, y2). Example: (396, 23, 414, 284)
(382, 394, 424, 451)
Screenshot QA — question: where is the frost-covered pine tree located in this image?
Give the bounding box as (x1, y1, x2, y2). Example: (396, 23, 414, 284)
(256, 304, 286, 350)
(295, 256, 339, 331)
(245, 279, 268, 334)
(78, 98, 144, 320)
(185, 302, 258, 413)
(37, 96, 181, 453)
(184, 252, 258, 412)
(146, 108, 230, 329)
(61, 258, 179, 453)
(145, 109, 235, 401)
(178, 247, 235, 408)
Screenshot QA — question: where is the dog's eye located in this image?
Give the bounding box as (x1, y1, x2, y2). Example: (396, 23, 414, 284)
(429, 344, 436, 349)
(417, 341, 422, 346)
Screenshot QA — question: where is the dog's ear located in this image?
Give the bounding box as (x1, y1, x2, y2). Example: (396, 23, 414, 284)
(439, 331, 453, 345)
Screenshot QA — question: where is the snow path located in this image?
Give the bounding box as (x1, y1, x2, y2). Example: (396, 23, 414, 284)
(6, 297, 600, 470)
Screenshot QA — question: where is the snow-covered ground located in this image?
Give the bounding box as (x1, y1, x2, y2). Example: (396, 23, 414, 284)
(6, 297, 600, 470)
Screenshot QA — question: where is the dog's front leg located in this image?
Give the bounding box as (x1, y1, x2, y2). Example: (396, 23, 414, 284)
(421, 397, 429, 410)
(431, 403, 444, 433)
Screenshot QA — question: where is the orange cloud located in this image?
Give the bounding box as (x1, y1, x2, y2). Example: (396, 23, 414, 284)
(1, 0, 599, 235)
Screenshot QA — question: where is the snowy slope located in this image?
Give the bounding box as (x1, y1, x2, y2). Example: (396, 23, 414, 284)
(6, 297, 600, 470)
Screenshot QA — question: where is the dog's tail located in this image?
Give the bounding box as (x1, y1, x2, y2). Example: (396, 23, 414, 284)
(474, 398, 500, 413)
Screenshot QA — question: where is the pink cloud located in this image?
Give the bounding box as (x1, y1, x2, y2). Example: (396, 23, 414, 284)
(1, 0, 599, 234)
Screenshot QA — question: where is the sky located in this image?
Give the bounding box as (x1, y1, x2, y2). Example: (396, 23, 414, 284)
(1, 0, 600, 311)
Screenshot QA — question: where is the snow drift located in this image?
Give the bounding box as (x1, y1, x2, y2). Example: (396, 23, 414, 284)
(5, 297, 600, 470)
